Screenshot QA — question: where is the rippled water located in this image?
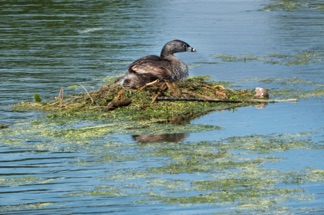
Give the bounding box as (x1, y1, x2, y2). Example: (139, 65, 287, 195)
(1, 0, 324, 214)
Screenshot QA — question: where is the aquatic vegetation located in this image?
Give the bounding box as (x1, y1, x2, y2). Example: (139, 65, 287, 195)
(69, 185, 125, 197)
(217, 135, 311, 154)
(1, 1, 322, 214)
(0, 111, 321, 214)
(258, 77, 324, 87)
(94, 133, 321, 213)
(261, 1, 324, 11)
(213, 51, 324, 66)
(34, 93, 42, 103)
(239, 77, 324, 100)
(0, 202, 54, 212)
(13, 76, 264, 124)
(0, 119, 221, 149)
(0, 176, 40, 186)
(272, 88, 324, 99)
(261, 0, 307, 11)
(3, 67, 320, 215)
(283, 168, 324, 184)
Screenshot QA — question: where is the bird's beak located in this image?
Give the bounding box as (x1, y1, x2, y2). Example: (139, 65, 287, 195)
(187, 47, 196, 52)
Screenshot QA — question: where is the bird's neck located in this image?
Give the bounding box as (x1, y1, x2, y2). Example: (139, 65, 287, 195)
(160, 48, 174, 59)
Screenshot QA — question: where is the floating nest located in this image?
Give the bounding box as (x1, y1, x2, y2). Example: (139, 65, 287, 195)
(14, 76, 271, 123)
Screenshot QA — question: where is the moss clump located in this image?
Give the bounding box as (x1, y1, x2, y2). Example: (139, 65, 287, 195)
(14, 77, 261, 123)
(34, 93, 42, 103)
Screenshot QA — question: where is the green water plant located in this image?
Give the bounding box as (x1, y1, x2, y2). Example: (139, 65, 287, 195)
(213, 51, 323, 66)
(262, 1, 324, 11)
(14, 77, 268, 123)
(262, 0, 305, 11)
(34, 93, 42, 103)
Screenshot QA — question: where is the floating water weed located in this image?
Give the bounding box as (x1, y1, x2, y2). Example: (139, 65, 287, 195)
(261, 0, 307, 11)
(262, 1, 324, 11)
(34, 93, 42, 103)
(0, 176, 39, 186)
(13, 77, 267, 123)
(69, 185, 125, 197)
(2, 128, 319, 214)
(213, 51, 323, 66)
(0, 202, 54, 212)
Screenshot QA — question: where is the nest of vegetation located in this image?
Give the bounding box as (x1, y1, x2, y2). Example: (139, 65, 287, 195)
(14, 77, 270, 123)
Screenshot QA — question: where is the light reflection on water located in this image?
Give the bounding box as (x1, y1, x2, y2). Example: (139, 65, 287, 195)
(0, 0, 323, 214)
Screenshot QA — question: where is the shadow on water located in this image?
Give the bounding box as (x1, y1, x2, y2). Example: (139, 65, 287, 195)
(133, 133, 188, 144)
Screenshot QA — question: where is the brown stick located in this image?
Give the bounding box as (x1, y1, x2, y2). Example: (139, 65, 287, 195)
(151, 91, 161, 103)
(79, 84, 94, 104)
(104, 99, 132, 111)
(181, 89, 216, 100)
(156, 97, 298, 103)
(57, 87, 64, 106)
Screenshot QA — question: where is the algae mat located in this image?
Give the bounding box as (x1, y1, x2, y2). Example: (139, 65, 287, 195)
(13, 77, 271, 124)
(4, 77, 322, 214)
(0, 124, 323, 214)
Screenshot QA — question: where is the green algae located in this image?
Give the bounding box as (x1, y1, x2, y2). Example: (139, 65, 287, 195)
(283, 168, 324, 184)
(118, 133, 319, 211)
(0, 176, 40, 186)
(0, 202, 54, 212)
(147, 144, 262, 174)
(219, 133, 312, 154)
(213, 51, 324, 66)
(261, 0, 307, 11)
(258, 77, 324, 87)
(148, 178, 190, 192)
(239, 77, 324, 100)
(0, 118, 221, 149)
(272, 88, 324, 99)
(140, 166, 319, 211)
(1, 126, 321, 214)
(261, 1, 324, 11)
(13, 77, 258, 123)
(97, 151, 135, 163)
(69, 185, 125, 197)
(146, 132, 311, 174)
(155, 187, 302, 204)
(3, 77, 322, 214)
(34, 93, 42, 103)
(8, 77, 259, 148)
(193, 178, 275, 191)
(94, 133, 320, 211)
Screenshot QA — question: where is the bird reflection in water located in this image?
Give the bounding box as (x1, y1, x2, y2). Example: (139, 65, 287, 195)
(132, 133, 188, 144)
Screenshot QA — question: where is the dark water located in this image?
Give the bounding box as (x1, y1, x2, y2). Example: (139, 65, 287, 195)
(1, 0, 324, 214)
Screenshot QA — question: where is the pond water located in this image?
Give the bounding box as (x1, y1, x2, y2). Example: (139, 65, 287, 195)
(0, 0, 324, 214)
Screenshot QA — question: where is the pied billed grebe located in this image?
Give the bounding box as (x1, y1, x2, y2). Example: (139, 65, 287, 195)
(117, 39, 196, 88)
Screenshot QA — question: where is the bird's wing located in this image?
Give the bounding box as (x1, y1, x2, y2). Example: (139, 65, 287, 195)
(128, 55, 172, 79)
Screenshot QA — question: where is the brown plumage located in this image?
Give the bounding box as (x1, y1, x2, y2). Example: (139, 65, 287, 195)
(117, 39, 196, 88)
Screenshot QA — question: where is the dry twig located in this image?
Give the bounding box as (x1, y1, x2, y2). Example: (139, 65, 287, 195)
(79, 84, 94, 104)
(156, 97, 297, 103)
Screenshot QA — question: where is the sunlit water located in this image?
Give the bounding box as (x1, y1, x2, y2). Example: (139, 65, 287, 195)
(0, 1, 323, 214)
